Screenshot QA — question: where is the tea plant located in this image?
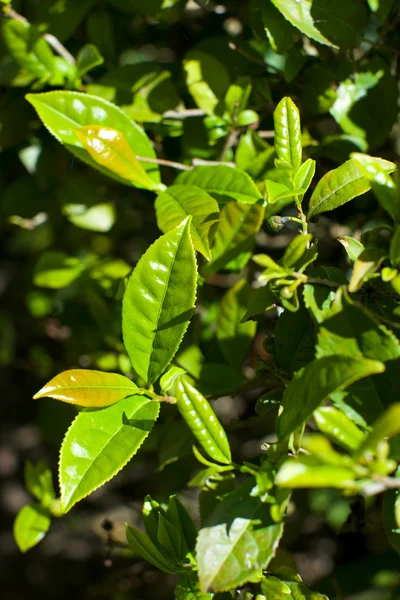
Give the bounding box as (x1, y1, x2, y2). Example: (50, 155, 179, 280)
(2, 0, 400, 598)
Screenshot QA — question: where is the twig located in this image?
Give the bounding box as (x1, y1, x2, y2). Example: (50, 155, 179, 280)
(136, 156, 237, 171)
(306, 277, 341, 288)
(220, 100, 240, 161)
(136, 156, 192, 171)
(258, 130, 275, 139)
(6, 7, 75, 64)
(163, 108, 205, 119)
(362, 477, 400, 497)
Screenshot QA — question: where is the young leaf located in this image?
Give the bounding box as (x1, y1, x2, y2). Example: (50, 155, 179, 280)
(196, 478, 285, 592)
(241, 286, 278, 322)
(13, 504, 51, 552)
(282, 234, 312, 268)
(348, 248, 387, 292)
(33, 251, 84, 289)
(166, 496, 198, 556)
(175, 573, 213, 600)
(75, 126, 158, 190)
(270, 0, 337, 47)
(176, 378, 232, 465)
(307, 160, 370, 220)
(216, 280, 256, 368)
(157, 513, 183, 563)
(356, 403, 400, 456)
(351, 152, 399, 220)
(122, 218, 197, 386)
(276, 457, 355, 489)
(33, 369, 141, 407)
(126, 525, 178, 574)
(24, 461, 55, 507)
(26, 91, 160, 185)
(293, 159, 316, 196)
(76, 43, 104, 77)
(338, 236, 365, 262)
(203, 202, 264, 274)
(277, 356, 385, 439)
(183, 49, 231, 116)
(155, 185, 220, 260)
(2, 19, 55, 82)
(59, 395, 160, 512)
(273, 97, 302, 172)
(176, 165, 262, 204)
(313, 406, 366, 451)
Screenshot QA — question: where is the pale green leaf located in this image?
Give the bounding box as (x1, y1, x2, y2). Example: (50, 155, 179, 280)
(337, 236, 365, 262)
(293, 158, 316, 196)
(26, 91, 160, 185)
(59, 395, 160, 512)
(13, 503, 51, 552)
(2, 19, 55, 81)
(176, 165, 262, 204)
(155, 185, 219, 260)
(277, 356, 385, 439)
(217, 280, 257, 368)
(33, 369, 141, 407)
(25, 461, 55, 507)
(356, 403, 400, 456)
(62, 202, 115, 232)
(122, 218, 197, 386)
(313, 406, 366, 451)
(276, 457, 354, 489)
(348, 248, 386, 292)
(351, 153, 399, 221)
(76, 43, 104, 77)
(196, 478, 285, 592)
(184, 50, 231, 115)
(273, 97, 302, 172)
(282, 234, 312, 268)
(307, 159, 370, 220)
(33, 251, 84, 289)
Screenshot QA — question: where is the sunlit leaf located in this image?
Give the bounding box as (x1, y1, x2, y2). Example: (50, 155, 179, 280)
(33, 369, 141, 407)
(13, 504, 51, 552)
(59, 395, 160, 512)
(122, 218, 197, 385)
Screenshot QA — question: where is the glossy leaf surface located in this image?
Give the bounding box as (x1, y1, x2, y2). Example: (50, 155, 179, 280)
(26, 91, 160, 184)
(307, 160, 370, 220)
(270, 0, 336, 47)
(75, 126, 158, 190)
(176, 378, 231, 465)
(277, 356, 385, 439)
(33, 369, 140, 407)
(122, 218, 197, 385)
(59, 395, 160, 511)
(176, 165, 262, 204)
(273, 97, 302, 172)
(155, 185, 219, 260)
(196, 478, 284, 592)
(126, 524, 177, 574)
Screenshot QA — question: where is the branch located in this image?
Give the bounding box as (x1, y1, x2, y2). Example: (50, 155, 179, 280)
(163, 108, 205, 119)
(362, 477, 400, 497)
(136, 156, 237, 171)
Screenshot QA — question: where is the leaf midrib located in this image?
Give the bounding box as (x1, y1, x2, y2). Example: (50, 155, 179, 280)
(309, 172, 365, 217)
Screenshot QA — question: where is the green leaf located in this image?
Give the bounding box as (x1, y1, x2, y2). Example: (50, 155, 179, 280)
(273, 97, 302, 172)
(155, 185, 219, 260)
(351, 153, 399, 220)
(24, 461, 55, 507)
(337, 236, 365, 262)
(276, 457, 355, 489)
(196, 478, 285, 592)
(33, 369, 142, 407)
(176, 165, 262, 205)
(75, 125, 159, 190)
(33, 251, 84, 289)
(157, 513, 183, 563)
(166, 496, 198, 556)
(255, 389, 283, 416)
(275, 303, 315, 374)
(313, 406, 366, 451)
(390, 226, 400, 267)
(277, 356, 385, 439)
(76, 44, 104, 77)
(2, 19, 55, 82)
(184, 50, 231, 116)
(176, 378, 232, 465)
(241, 286, 278, 322)
(356, 404, 400, 456)
(14, 503, 51, 553)
(316, 291, 400, 362)
(307, 159, 370, 220)
(259, 0, 296, 53)
(225, 76, 252, 118)
(203, 202, 264, 274)
(217, 280, 257, 368)
(282, 234, 312, 268)
(348, 248, 387, 293)
(294, 159, 316, 198)
(59, 395, 160, 512)
(26, 91, 160, 185)
(270, 0, 337, 48)
(383, 480, 400, 555)
(122, 218, 197, 386)
(175, 573, 213, 600)
(126, 524, 177, 573)
(310, 0, 368, 49)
